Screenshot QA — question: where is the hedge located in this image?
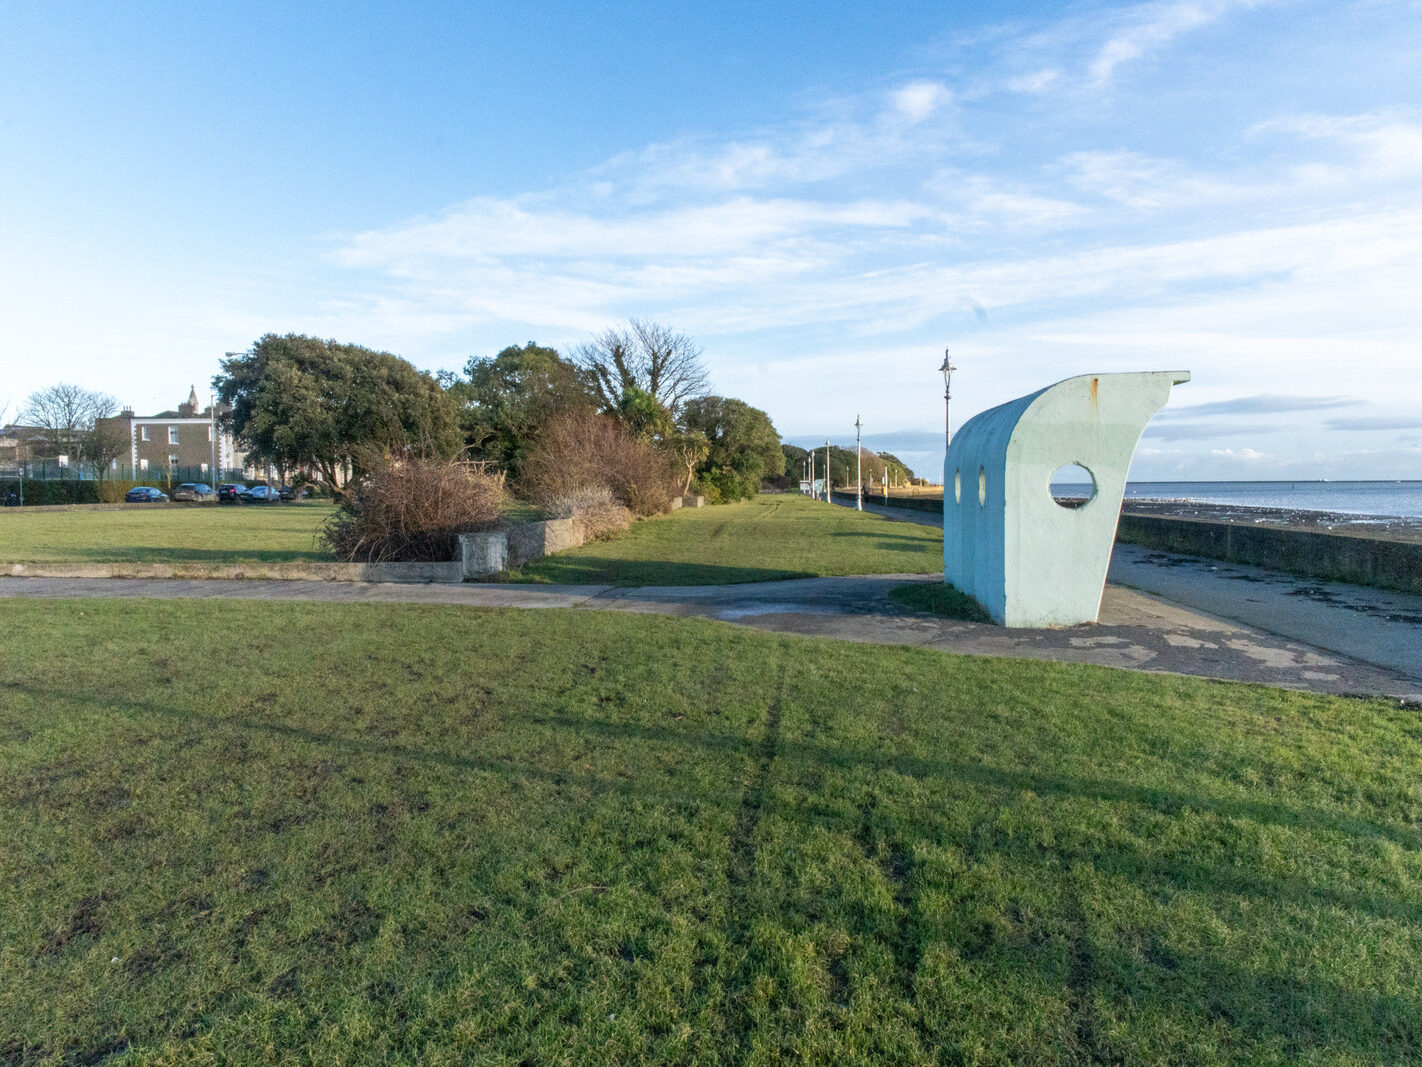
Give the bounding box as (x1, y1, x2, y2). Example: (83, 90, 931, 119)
(1, 479, 177, 506)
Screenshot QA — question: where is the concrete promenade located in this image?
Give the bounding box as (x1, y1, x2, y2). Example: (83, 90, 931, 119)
(3, 565, 1418, 699)
(828, 494, 1422, 692)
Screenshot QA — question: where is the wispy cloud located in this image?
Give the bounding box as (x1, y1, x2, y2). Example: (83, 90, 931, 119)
(1088, 1, 1238, 84)
(313, 0, 1421, 478)
(1160, 394, 1362, 418)
(889, 81, 953, 123)
(1325, 415, 1422, 432)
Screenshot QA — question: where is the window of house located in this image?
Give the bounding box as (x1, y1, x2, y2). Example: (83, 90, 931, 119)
(139, 458, 149, 471)
(168, 426, 179, 444)
(169, 453, 179, 466)
(207, 425, 214, 442)
(140, 426, 150, 441)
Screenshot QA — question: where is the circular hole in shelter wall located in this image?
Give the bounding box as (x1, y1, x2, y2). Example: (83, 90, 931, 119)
(954, 469, 961, 503)
(1050, 463, 1096, 509)
(978, 466, 987, 506)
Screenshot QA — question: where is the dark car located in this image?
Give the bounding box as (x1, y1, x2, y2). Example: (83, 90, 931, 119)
(171, 482, 216, 502)
(216, 483, 248, 504)
(125, 486, 169, 503)
(278, 485, 310, 501)
(246, 485, 280, 503)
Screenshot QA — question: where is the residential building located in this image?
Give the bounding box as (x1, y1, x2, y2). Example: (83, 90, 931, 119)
(96, 386, 246, 477)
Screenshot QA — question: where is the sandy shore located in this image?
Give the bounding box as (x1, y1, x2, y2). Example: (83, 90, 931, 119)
(1121, 499, 1422, 544)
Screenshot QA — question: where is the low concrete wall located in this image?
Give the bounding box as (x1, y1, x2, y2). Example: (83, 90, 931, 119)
(460, 531, 508, 578)
(2, 560, 462, 583)
(1116, 514, 1422, 595)
(508, 517, 584, 567)
(462, 515, 599, 578)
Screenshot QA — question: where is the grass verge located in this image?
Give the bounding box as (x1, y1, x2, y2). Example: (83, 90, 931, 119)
(515, 493, 943, 585)
(0, 502, 337, 563)
(2, 599, 1419, 1062)
(888, 581, 991, 621)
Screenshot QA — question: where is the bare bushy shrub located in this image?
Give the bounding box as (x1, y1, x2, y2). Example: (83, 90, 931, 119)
(521, 410, 677, 518)
(323, 458, 507, 562)
(540, 486, 632, 541)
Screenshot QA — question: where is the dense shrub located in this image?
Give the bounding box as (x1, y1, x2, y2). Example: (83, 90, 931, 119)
(693, 469, 761, 505)
(538, 486, 632, 541)
(521, 411, 677, 518)
(322, 458, 507, 562)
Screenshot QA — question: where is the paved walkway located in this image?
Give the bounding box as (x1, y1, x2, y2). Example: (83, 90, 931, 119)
(3, 568, 1419, 699)
(825, 494, 1422, 695)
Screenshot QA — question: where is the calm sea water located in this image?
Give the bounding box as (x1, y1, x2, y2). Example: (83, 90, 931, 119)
(1050, 480, 1422, 518)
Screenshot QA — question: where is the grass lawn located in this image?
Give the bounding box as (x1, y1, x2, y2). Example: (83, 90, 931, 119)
(0, 502, 336, 563)
(3, 599, 1419, 1063)
(517, 493, 943, 585)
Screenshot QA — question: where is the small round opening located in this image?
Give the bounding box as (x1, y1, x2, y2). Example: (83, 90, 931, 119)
(1050, 463, 1096, 509)
(977, 466, 987, 507)
(953, 468, 961, 503)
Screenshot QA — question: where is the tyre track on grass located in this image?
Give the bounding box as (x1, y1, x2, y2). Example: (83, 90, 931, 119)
(696, 654, 787, 1062)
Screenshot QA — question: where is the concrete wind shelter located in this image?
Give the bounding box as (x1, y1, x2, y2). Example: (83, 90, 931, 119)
(943, 371, 1190, 627)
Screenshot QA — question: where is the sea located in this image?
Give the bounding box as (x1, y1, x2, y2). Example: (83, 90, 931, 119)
(1049, 480, 1422, 518)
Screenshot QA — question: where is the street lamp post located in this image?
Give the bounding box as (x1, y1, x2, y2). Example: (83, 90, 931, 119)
(824, 437, 831, 502)
(808, 448, 814, 497)
(939, 348, 956, 452)
(854, 415, 863, 511)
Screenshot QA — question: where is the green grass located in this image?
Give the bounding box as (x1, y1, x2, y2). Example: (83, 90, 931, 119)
(3, 599, 1420, 1063)
(0, 502, 336, 563)
(888, 581, 992, 622)
(516, 494, 944, 585)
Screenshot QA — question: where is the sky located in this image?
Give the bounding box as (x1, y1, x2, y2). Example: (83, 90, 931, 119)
(2, 0, 1420, 481)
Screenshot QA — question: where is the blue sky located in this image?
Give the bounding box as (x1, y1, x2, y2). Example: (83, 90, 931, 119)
(3, 0, 1420, 480)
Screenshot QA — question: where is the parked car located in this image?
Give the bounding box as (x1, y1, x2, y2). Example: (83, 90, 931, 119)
(246, 485, 280, 503)
(278, 485, 310, 501)
(125, 486, 169, 503)
(216, 483, 248, 504)
(171, 482, 216, 502)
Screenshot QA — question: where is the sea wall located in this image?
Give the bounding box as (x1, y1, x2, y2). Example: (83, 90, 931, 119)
(1115, 514, 1422, 595)
(825, 490, 1422, 595)
(830, 490, 941, 513)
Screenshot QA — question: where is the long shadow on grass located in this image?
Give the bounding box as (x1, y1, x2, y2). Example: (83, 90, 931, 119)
(15, 677, 1415, 860)
(19, 674, 1415, 929)
(516, 558, 819, 586)
(828, 530, 939, 544)
(524, 714, 1422, 854)
(10, 683, 1420, 1057)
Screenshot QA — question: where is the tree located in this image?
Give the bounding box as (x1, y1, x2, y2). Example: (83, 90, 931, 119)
(449, 342, 596, 474)
(874, 451, 915, 487)
(680, 396, 784, 503)
(20, 383, 116, 465)
(214, 334, 459, 489)
(572, 319, 710, 415)
(667, 428, 710, 494)
(615, 384, 674, 443)
(83, 423, 127, 489)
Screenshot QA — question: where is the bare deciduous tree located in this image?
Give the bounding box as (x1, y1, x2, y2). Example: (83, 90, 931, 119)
(21, 383, 117, 463)
(572, 319, 710, 415)
(84, 424, 128, 487)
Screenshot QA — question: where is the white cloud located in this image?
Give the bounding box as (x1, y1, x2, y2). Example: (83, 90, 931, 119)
(1256, 112, 1422, 181)
(890, 81, 953, 123)
(1087, 1, 1247, 85)
(1006, 69, 1060, 93)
